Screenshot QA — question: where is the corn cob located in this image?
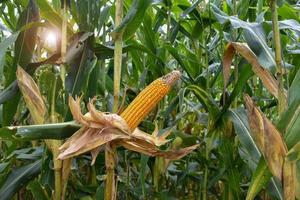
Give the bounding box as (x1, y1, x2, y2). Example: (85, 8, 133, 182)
(120, 70, 181, 131)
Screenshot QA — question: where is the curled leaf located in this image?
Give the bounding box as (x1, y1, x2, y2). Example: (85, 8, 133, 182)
(244, 94, 295, 199)
(68, 96, 130, 131)
(224, 42, 286, 99)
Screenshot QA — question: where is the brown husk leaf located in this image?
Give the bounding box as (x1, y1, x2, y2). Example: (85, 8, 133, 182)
(58, 96, 198, 164)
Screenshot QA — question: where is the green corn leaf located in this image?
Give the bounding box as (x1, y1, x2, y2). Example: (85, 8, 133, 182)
(0, 160, 42, 200)
(0, 121, 80, 140)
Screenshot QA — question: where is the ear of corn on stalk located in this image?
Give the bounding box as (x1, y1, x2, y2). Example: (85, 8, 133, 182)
(58, 70, 198, 163)
(121, 70, 181, 131)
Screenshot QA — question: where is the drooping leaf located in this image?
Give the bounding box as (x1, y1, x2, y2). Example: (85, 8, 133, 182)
(228, 108, 282, 199)
(16, 67, 46, 124)
(0, 81, 19, 105)
(94, 41, 164, 64)
(244, 94, 295, 199)
(276, 19, 300, 37)
(223, 43, 236, 88)
(211, 4, 276, 70)
(179, 0, 202, 20)
(185, 85, 219, 116)
(244, 94, 287, 181)
(223, 42, 283, 99)
(165, 44, 195, 82)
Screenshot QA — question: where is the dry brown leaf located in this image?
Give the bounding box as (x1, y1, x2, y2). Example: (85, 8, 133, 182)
(69, 96, 130, 131)
(156, 144, 199, 160)
(58, 128, 130, 159)
(132, 128, 171, 147)
(224, 42, 286, 99)
(120, 140, 198, 160)
(244, 94, 295, 199)
(16, 67, 46, 124)
(283, 161, 296, 200)
(223, 43, 236, 88)
(244, 94, 286, 181)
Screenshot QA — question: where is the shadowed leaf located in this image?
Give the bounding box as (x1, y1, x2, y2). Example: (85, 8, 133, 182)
(0, 160, 41, 200)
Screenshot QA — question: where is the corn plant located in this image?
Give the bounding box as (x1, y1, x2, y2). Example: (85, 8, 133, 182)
(0, 0, 300, 199)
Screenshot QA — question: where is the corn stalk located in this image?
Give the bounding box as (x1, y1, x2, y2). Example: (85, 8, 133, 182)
(112, 0, 123, 113)
(106, 0, 123, 199)
(269, 0, 286, 114)
(61, 0, 67, 63)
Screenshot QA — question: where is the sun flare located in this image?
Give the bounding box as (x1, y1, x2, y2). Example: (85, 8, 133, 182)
(45, 31, 57, 47)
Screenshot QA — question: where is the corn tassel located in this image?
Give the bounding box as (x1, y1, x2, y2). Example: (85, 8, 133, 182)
(120, 70, 181, 131)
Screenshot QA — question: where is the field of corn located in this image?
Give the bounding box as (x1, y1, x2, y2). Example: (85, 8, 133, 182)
(1, 0, 300, 199)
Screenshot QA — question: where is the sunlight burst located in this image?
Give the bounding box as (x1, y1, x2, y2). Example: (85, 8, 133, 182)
(45, 31, 57, 48)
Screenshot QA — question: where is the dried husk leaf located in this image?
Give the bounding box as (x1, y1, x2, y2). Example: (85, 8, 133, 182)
(59, 96, 198, 163)
(16, 67, 46, 124)
(132, 127, 171, 147)
(58, 127, 130, 160)
(120, 140, 198, 160)
(225, 43, 286, 99)
(69, 96, 130, 131)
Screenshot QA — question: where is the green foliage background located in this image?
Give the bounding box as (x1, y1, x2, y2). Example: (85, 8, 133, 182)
(0, 0, 300, 199)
